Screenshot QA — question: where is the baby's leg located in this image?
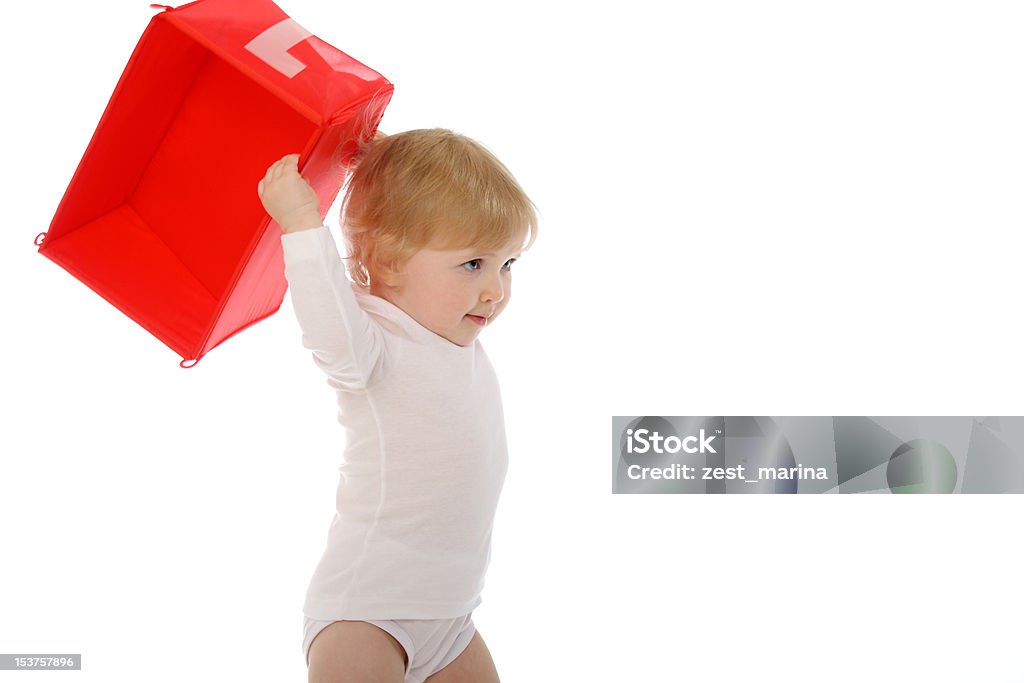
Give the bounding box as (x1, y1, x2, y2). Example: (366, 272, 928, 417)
(307, 620, 408, 683)
(424, 630, 500, 683)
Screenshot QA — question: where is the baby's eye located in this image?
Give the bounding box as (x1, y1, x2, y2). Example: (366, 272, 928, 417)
(461, 259, 482, 272)
(502, 258, 517, 271)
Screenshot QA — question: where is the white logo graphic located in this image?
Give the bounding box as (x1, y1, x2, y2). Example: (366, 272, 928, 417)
(245, 19, 314, 78)
(626, 428, 717, 454)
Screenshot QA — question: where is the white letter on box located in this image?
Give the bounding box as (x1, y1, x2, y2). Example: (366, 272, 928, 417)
(245, 19, 313, 78)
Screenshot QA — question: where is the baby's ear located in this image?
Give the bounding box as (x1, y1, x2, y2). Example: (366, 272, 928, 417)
(375, 259, 402, 288)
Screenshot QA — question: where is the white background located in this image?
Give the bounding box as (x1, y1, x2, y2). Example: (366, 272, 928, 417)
(2, 1, 1023, 681)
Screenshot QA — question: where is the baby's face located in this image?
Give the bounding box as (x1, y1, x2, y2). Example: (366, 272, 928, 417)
(383, 239, 522, 347)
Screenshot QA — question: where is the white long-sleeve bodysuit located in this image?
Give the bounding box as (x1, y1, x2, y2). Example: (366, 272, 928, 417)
(281, 226, 508, 621)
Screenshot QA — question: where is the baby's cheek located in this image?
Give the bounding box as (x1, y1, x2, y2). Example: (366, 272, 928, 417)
(441, 291, 469, 318)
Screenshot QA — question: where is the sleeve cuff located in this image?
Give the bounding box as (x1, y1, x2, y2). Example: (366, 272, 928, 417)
(280, 225, 334, 262)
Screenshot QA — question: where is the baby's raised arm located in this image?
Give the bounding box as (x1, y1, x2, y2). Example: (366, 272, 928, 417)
(258, 154, 385, 390)
(257, 154, 322, 234)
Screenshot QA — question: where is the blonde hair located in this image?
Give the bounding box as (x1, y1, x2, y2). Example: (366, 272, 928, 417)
(340, 128, 538, 287)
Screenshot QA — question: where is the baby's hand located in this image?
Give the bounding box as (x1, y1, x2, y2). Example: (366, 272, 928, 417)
(257, 154, 322, 233)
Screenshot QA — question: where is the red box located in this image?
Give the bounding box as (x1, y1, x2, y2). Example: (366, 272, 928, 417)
(38, 0, 392, 366)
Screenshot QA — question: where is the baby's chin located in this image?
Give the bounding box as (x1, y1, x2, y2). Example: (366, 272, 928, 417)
(438, 317, 487, 347)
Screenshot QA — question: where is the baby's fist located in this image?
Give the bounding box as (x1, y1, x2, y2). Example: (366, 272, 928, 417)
(257, 154, 322, 233)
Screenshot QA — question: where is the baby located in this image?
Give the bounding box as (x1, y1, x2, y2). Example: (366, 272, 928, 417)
(258, 128, 537, 683)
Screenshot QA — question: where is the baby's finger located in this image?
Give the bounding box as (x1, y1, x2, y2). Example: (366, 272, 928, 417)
(257, 178, 265, 197)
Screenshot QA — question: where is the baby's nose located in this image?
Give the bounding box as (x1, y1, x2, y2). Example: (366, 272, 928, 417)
(480, 276, 504, 303)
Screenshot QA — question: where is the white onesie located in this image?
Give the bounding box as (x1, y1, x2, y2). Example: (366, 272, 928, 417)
(281, 226, 509, 621)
